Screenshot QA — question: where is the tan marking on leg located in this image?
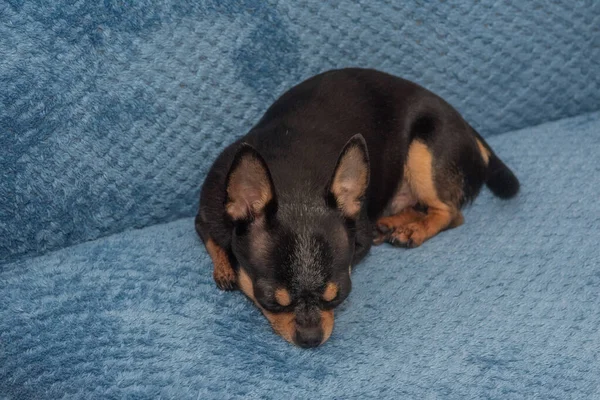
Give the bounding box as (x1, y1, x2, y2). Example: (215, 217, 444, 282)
(395, 207, 453, 247)
(476, 138, 491, 165)
(404, 140, 443, 206)
(205, 238, 236, 290)
(377, 207, 426, 230)
(384, 140, 460, 247)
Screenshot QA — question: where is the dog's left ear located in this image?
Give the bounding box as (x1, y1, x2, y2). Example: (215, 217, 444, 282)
(327, 134, 370, 219)
(225, 143, 276, 221)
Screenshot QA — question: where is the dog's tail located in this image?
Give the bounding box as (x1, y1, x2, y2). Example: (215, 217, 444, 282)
(472, 128, 520, 199)
(486, 151, 520, 199)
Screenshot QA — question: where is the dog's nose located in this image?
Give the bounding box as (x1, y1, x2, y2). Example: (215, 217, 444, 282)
(295, 326, 323, 348)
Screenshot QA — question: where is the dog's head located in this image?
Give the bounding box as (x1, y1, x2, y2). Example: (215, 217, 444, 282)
(225, 134, 370, 347)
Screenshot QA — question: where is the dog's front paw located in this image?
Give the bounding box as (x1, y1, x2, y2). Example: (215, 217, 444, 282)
(372, 222, 393, 245)
(213, 265, 237, 291)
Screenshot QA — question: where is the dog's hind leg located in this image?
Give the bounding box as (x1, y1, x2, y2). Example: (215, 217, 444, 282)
(374, 139, 465, 248)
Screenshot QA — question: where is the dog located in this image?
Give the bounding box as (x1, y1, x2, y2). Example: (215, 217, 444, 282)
(195, 68, 519, 348)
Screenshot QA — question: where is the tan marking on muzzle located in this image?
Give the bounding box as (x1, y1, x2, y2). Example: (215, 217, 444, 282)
(262, 311, 296, 344)
(320, 309, 334, 344)
(238, 268, 335, 346)
(238, 268, 295, 342)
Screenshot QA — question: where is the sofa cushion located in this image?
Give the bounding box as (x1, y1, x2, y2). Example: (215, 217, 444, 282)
(2, 112, 599, 398)
(2, 0, 599, 264)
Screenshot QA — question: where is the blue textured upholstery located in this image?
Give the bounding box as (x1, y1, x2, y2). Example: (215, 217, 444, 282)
(2, 1, 600, 397)
(1, 0, 599, 262)
(2, 113, 600, 398)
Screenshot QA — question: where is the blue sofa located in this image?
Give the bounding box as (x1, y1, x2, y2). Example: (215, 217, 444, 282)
(2, 1, 599, 398)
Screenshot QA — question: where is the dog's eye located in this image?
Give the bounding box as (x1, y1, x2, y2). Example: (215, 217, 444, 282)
(321, 296, 342, 310)
(255, 288, 294, 313)
(260, 300, 293, 314)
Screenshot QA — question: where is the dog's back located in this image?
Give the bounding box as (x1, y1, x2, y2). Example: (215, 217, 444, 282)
(199, 68, 515, 231)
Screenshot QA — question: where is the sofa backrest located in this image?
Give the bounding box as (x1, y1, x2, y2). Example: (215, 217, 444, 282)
(1, 0, 599, 263)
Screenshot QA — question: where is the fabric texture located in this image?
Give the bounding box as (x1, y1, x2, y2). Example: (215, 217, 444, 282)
(2, 113, 599, 399)
(1, 0, 599, 263)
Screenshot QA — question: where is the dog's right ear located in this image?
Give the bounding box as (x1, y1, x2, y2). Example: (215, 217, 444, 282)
(327, 134, 370, 219)
(225, 143, 276, 221)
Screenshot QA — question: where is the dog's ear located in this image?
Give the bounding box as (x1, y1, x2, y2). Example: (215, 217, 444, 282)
(327, 134, 370, 219)
(225, 143, 276, 221)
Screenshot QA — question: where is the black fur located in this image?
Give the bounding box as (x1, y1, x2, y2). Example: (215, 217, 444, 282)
(471, 128, 520, 199)
(196, 68, 519, 346)
(485, 153, 520, 198)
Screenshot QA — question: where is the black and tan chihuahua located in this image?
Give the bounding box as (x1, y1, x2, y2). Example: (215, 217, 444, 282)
(195, 68, 519, 348)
